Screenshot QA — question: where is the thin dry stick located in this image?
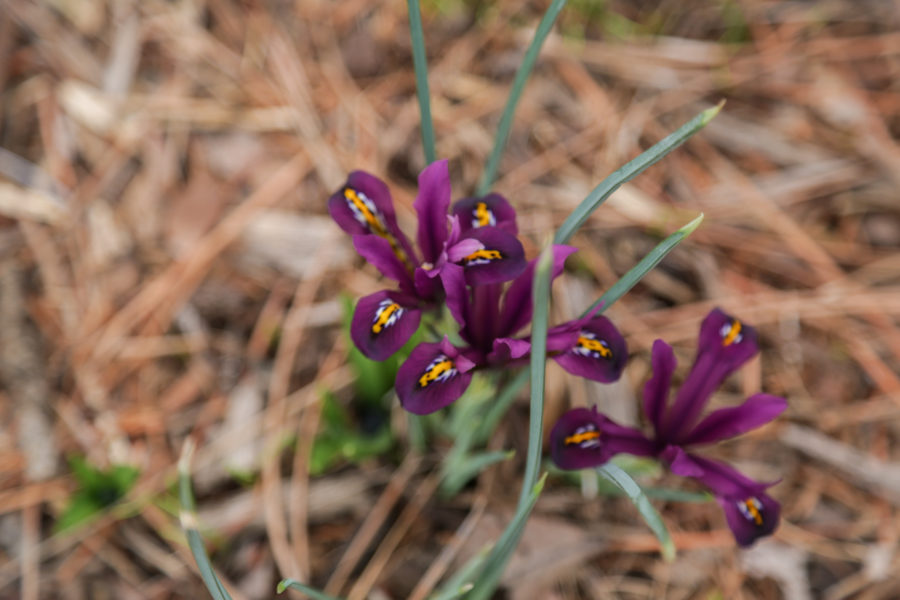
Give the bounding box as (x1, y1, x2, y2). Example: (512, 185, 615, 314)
(324, 453, 422, 595)
(289, 340, 346, 582)
(90, 152, 310, 364)
(347, 472, 441, 600)
(21, 506, 38, 600)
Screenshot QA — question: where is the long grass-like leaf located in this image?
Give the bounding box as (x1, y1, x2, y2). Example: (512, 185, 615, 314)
(464, 242, 555, 600)
(428, 545, 491, 600)
(407, 0, 436, 164)
(582, 213, 703, 317)
(477, 0, 568, 195)
(277, 579, 344, 599)
(597, 463, 676, 561)
(554, 103, 722, 244)
(178, 441, 234, 600)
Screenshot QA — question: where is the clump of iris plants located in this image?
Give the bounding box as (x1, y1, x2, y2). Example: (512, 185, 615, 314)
(179, 2, 788, 598)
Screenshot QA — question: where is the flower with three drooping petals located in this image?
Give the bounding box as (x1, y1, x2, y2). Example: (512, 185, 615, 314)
(328, 160, 525, 360)
(550, 308, 787, 546)
(394, 247, 628, 414)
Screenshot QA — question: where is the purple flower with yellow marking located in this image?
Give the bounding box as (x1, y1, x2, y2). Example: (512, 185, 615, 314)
(550, 308, 787, 547)
(395, 247, 628, 414)
(329, 160, 526, 360)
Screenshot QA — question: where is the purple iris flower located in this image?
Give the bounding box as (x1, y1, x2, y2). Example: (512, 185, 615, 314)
(394, 247, 629, 415)
(328, 160, 525, 361)
(550, 308, 787, 547)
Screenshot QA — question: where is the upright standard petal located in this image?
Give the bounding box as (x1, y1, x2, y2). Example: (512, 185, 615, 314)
(395, 340, 474, 415)
(451, 193, 518, 235)
(643, 340, 676, 439)
(681, 393, 787, 446)
(497, 245, 578, 337)
(449, 227, 526, 286)
(551, 316, 628, 383)
(350, 291, 422, 361)
(413, 160, 452, 265)
(550, 407, 654, 470)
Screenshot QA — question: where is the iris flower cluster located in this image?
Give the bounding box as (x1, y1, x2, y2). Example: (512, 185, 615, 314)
(329, 162, 785, 547)
(328, 160, 628, 415)
(550, 309, 787, 546)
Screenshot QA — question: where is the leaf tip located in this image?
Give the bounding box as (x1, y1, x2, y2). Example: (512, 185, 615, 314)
(276, 580, 290, 594)
(701, 100, 725, 124)
(678, 212, 704, 236)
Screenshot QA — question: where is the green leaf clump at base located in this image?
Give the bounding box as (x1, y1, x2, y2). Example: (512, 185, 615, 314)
(55, 456, 140, 534)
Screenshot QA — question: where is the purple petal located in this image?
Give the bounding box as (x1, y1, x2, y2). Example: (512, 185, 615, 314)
(718, 491, 780, 547)
(662, 450, 780, 546)
(488, 337, 531, 364)
(413, 266, 442, 300)
(328, 171, 417, 260)
(439, 264, 470, 329)
(550, 407, 655, 470)
(413, 160, 452, 264)
(664, 309, 761, 440)
(643, 340, 676, 440)
(451, 193, 518, 235)
(353, 234, 415, 293)
(551, 316, 628, 383)
(498, 245, 578, 337)
(451, 227, 526, 286)
(395, 341, 474, 415)
(350, 291, 421, 360)
(681, 394, 788, 446)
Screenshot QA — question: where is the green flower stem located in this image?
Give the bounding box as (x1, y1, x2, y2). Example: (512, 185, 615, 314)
(554, 102, 722, 244)
(582, 213, 704, 317)
(476, 0, 568, 195)
(407, 0, 436, 164)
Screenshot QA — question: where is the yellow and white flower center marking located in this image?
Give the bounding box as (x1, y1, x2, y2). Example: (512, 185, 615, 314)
(462, 248, 502, 266)
(719, 319, 743, 346)
(574, 331, 612, 359)
(737, 496, 764, 526)
(472, 201, 496, 228)
(564, 424, 601, 448)
(371, 300, 403, 335)
(418, 355, 457, 388)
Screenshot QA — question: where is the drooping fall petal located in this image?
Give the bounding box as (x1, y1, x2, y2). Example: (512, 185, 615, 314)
(350, 291, 422, 361)
(550, 407, 655, 470)
(551, 316, 628, 383)
(395, 339, 475, 415)
(451, 193, 518, 235)
(450, 226, 526, 286)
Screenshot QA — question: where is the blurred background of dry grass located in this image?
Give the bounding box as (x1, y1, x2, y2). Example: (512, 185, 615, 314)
(1, 0, 899, 598)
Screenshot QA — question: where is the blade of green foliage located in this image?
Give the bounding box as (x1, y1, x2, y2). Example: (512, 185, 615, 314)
(477, 0, 568, 195)
(463, 244, 554, 599)
(597, 463, 676, 561)
(178, 442, 234, 600)
(554, 103, 722, 244)
(428, 545, 491, 600)
(465, 474, 548, 600)
(407, 0, 436, 164)
(276, 579, 344, 599)
(582, 213, 703, 317)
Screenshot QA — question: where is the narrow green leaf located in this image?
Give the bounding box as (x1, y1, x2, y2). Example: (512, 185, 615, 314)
(428, 545, 491, 600)
(477, 0, 568, 195)
(519, 242, 554, 509)
(554, 102, 722, 244)
(465, 474, 548, 600)
(407, 0, 436, 164)
(276, 579, 344, 599)
(178, 441, 234, 600)
(582, 213, 703, 317)
(597, 463, 676, 561)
